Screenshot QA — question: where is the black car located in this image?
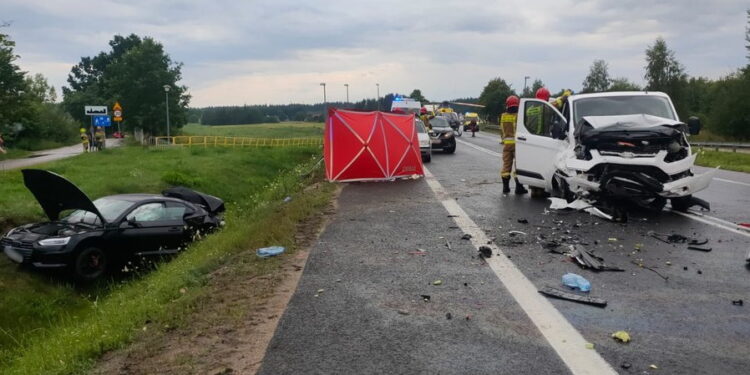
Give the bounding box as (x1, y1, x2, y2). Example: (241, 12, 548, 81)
(428, 117, 457, 154)
(1, 169, 224, 281)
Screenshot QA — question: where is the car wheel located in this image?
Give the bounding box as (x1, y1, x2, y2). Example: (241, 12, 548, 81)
(670, 195, 693, 212)
(422, 153, 431, 163)
(72, 247, 107, 281)
(530, 187, 547, 198)
(443, 139, 456, 154)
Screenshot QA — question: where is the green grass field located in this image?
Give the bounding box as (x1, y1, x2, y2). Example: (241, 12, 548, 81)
(0, 143, 330, 374)
(694, 149, 750, 173)
(182, 122, 324, 138)
(0, 149, 31, 161)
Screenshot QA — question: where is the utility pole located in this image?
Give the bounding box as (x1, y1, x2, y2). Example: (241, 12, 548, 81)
(320, 82, 327, 103)
(344, 83, 349, 103)
(523, 76, 530, 97)
(376, 83, 380, 110)
(163, 85, 171, 141)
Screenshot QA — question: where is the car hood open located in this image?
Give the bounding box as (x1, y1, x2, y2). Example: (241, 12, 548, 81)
(581, 114, 685, 131)
(21, 169, 106, 223)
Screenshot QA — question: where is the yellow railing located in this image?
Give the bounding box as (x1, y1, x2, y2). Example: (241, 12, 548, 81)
(152, 136, 323, 148)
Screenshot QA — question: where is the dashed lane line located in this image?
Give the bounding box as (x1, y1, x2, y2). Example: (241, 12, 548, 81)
(423, 167, 617, 375)
(457, 138, 750, 237)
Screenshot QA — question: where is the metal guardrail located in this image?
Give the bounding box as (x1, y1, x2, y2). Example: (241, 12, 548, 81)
(151, 136, 322, 148)
(691, 142, 750, 152)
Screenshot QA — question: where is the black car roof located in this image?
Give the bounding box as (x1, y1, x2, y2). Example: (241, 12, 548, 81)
(103, 194, 194, 205)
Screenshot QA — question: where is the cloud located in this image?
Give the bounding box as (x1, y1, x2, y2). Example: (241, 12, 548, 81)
(2, 0, 748, 107)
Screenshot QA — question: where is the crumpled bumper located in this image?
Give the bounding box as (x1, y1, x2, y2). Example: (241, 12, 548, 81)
(658, 167, 718, 198)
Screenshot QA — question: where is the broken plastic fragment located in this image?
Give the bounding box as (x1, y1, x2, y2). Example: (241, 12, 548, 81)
(585, 343, 594, 349)
(612, 330, 631, 343)
(256, 246, 285, 258)
(650, 364, 658, 369)
(433, 280, 443, 286)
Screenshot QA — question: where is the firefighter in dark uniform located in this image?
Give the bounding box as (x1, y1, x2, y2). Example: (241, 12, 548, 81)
(500, 95, 527, 195)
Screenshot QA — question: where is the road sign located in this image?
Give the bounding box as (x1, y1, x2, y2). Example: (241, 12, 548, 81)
(85, 106, 108, 116)
(113, 102, 123, 122)
(94, 116, 112, 127)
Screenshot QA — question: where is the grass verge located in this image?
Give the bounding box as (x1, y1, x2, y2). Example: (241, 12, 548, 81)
(694, 149, 750, 173)
(182, 122, 323, 138)
(0, 149, 31, 162)
(0, 145, 325, 373)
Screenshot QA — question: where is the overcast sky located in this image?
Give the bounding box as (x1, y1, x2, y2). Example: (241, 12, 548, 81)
(2, 0, 747, 107)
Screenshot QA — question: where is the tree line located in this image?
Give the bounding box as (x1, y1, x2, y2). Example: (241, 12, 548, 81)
(479, 12, 750, 139)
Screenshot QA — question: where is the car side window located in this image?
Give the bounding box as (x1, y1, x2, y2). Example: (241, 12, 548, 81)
(127, 202, 168, 222)
(164, 202, 188, 221)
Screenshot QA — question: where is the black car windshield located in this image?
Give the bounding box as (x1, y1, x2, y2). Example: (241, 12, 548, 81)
(573, 96, 675, 126)
(63, 197, 133, 224)
(430, 117, 450, 128)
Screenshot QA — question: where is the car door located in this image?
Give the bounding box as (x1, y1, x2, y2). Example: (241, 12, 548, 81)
(515, 99, 569, 190)
(119, 201, 185, 256)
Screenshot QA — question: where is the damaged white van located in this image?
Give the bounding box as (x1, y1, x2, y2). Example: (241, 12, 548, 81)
(515, 91, 715, 213)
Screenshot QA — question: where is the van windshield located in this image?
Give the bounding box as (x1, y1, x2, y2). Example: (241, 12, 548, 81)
(573, 96, 675, 126)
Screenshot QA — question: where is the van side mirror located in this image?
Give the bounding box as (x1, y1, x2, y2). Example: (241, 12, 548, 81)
(687, 116, 701, 135)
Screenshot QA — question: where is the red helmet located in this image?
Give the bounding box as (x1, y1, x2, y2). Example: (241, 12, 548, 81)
(505, 95, 519, 108)
(535, 87, 550, 102)
(420, 107, 427, 114)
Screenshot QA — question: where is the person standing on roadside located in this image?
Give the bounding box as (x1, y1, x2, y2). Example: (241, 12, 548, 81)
(500, 95, 528, 195)
(94, 126, 106, 151)
(80, 128, 90, 152)
(420, 107, 432, 130)
(0, 133, 6, 154)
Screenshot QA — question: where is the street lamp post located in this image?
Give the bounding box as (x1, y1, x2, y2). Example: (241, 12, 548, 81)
(163, 85, 171, 141)
(523, 76, 530, 97)
(344, 83, 349, 103)
(376, 83, 380, 110)
(320, 82, 327, 104)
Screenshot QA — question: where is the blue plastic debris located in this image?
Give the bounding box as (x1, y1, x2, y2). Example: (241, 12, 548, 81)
(562, 273, 591, 292)
(256, 246, 285, 258)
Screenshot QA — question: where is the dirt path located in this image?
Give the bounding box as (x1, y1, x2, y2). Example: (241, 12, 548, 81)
(92, 187, 339, 375)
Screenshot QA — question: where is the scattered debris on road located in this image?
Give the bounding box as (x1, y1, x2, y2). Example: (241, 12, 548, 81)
(478, 246, 492, 259)
(397, 310, 410, 315)
(585, 342, 595, 349)
(631, 260, 669, 281)
(517, 218, 529, 224)
(568, 245, 624, 272)
(420, 295, 431, 302)
(620, 362, 632, 370)
(432, 280, 443, 286)
(256, 246, 285, 258)
(461, 233, 472, 240)
(561, 273, 591, 292)
(538, 286, 607, 307)
(445, 239, 453, 251)
(446, 312, 452, 320)
(612, 330, 631, 343)
(687, 245, 712, 252)
(732, 299, 744, 306)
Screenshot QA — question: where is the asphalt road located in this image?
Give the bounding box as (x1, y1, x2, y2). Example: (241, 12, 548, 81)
(259, 131, 750, 375)
(0, 138, 123, 171)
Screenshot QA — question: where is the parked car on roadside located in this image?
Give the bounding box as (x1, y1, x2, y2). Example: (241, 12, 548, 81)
(416, 118, 432, 163)
(428, 117, 456, 154)
(1, 169, 225, 281)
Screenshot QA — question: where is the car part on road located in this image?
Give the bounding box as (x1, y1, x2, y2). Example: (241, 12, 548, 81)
(461, 233, 472, 240)
(432, 280, 443, 286)
(611, 330, 631, 343)
(687, 245, 712, 252)
(562, 273, 591, 292)
(538, 285, 607, 307)
(568, 245, 624, 272)
(732, 299, 744, 306)
(256, 246, 285, 258)
(478, 246, 492, 258)
(517, 218, 529, 224)
(631, 260, 669, 281)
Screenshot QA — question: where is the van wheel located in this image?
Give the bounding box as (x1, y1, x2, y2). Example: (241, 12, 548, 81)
(530, 187, 547, 198)
(72, 247, 107, 281)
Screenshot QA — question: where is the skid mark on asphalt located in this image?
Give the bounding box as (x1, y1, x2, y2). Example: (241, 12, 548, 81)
(457, 137, 750, 238)
(423, 167, 616, 375)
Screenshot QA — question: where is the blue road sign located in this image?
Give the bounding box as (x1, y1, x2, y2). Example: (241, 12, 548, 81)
(94, 115, 112, 127)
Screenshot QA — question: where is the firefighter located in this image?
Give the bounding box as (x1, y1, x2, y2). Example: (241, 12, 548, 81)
(80, 128, 90, 152)
(553, 89, 572, 110)
(500, 95, 528, 195)
(420, 107, 432, 130)
(94, 126, 106, 151)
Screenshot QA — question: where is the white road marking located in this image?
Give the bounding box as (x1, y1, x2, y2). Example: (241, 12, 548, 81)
(458, 137, 750, 238)
(423, 167, 616, 375)
(714, 177, 750, 188)
(671, 210, 750, 237)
